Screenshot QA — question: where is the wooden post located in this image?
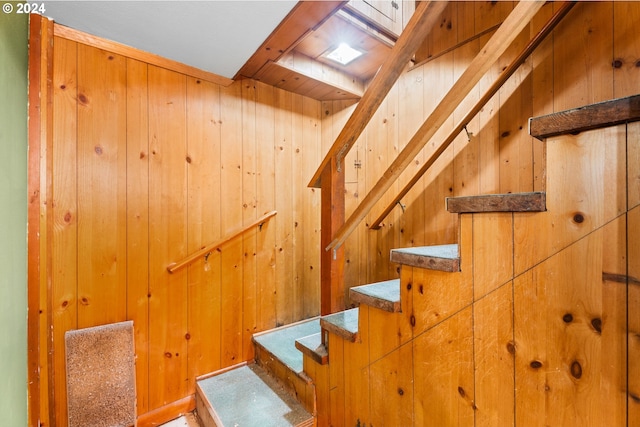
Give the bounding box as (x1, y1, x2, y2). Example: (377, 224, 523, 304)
(320, 159, 345, 315)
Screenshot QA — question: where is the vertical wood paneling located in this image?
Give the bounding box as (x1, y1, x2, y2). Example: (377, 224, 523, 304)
(473, 212, 513, 300)
(76, 44, 127, 328)
(274, 89, 294, 326)
(613, 1, 640, 98)
(255, 81, 277, 331)
(629, 122, 640, 210)
(629, 207, 640, 425)
(514, 226, 627, 427)
(219, 82, 244, 366)
(292, 93, 305, 320)
(126, 57, 150, 414)
(148, 65, 189, 408)
(186, 76, 222, 385)
(302, 96, 321, 317)
(52, 36, 78, 427)
(413, 307, 474, 427)
(241, 80, 258, 361)
(474, 283, 514, 427)
(553, 2, 614, 112)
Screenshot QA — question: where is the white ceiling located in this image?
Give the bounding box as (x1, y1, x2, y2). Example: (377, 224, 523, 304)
(44, 1, 299, 79)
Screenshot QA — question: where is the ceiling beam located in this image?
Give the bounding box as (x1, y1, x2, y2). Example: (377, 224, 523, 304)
(235, 1, 347, 80)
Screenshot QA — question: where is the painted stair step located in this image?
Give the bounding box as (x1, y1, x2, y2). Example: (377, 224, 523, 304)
(196, 362, 314, 427)
(320, 307, 359, 342)
(349, 279, 401, 313)
(390, 244, 459, 272)
(295, 333, 328, 365)
(253, 318, 320, 376)
(446, 191, 546, 213)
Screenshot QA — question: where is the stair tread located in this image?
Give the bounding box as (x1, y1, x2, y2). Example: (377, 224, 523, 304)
(197, 363, 313, 427)
(295, 333, 328, 365)
(320, 307, 359, 342)
(253, 318, 320, 374)
(350, 279, 401, 312)
(446, 191, 546, 213)
(390, 244, 460, 272)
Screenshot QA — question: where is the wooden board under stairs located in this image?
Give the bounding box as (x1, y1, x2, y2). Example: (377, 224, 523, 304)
(196, 362, 314, 427)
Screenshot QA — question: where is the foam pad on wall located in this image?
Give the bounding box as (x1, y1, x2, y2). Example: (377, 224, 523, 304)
(65, 320, 136, 427)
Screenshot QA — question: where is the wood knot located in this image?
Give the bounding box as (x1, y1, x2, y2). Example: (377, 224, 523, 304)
(573, 213, 585, 224)
(562, 313, 574, 323)
(419, 284, 424, 294)
(407, 282, 412, 291)
(80, 297, 89, 306)
(530, 360, 543, 369)
(410, 314, 416, 327)
(591, 317, 602, 333)
(185, 333, 191, 340)
(506, 341, 516, 355)
(164, 352, 172, 358)
(570, 360, 582, 379)
(458, 386, 466, 397)
(636, 60, 640, 68)
(94, 145, 103, 155)
(186, 156, 192, 163)
(397, 387, 404, 396)
(78, 93, 88, 104)
(64, 211, 73, 223)
(612, 58, 623, 68)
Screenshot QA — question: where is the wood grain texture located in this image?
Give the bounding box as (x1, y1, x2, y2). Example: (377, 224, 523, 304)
(447, 192, 546, 213)
(529, 94, 640, 140)
(54, 23, 232, 87)
(77, 44, 127, 328)
(52, 35, 79, 426)
(328, 0, 545, 250)
(125, 57, 151, 415)
(148, 65, 189, 408)
(309, 0, 450, 188)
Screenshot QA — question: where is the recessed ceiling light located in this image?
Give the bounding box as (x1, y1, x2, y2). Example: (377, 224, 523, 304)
(326, 43, 364, 66)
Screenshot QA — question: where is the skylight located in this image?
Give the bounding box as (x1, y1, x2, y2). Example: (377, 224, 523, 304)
(325, 43, 364, 65)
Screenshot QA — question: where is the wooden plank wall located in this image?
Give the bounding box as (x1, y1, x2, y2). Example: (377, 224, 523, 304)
(44, 35, 322, 426)
(311, 2, 640, 426)
(325, 1, 639, 297)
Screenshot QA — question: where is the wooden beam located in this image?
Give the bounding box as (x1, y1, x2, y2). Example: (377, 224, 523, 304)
(27, 13, 53, 427)
(236, 1, 347, 80)
(327, 0, 546, 251)
(308, 0, 450, 188)
(446, 192, 546, 214)
(320, 162, 345, 315)
(529, 94, 640, 140)
(369, 1, 574, 229)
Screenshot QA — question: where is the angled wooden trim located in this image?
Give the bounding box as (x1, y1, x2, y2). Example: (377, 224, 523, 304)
(529, 94, 640, 140)
(308, 0, 450, 188)
(327, 0, 546, 250)
(27, 13, 53, 427)
(236, 1, 347, 80)
(167, 210, 277, 274)
(136, 395, 196, 427)
(369, 1, 573, 230)
(53, 23, 233, 86)
(446, 192, 546, 214)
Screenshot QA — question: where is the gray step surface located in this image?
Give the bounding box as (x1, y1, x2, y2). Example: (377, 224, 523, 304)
(349, 279, 401, 313)
(320, 307, 359, 342)
(196, 363, 313, 427)
(253, 318, 320, 374)
(391, 244, 460, 271)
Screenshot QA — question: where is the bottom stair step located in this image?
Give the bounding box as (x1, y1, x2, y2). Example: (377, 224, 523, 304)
(196, 362, 314, 427)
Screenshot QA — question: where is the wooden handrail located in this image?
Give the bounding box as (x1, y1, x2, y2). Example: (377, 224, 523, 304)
(167, 210, 277, 274)
(369, 1, 575, 230)
(307, 0, 449, 188)
(325, 0, 545, 251)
